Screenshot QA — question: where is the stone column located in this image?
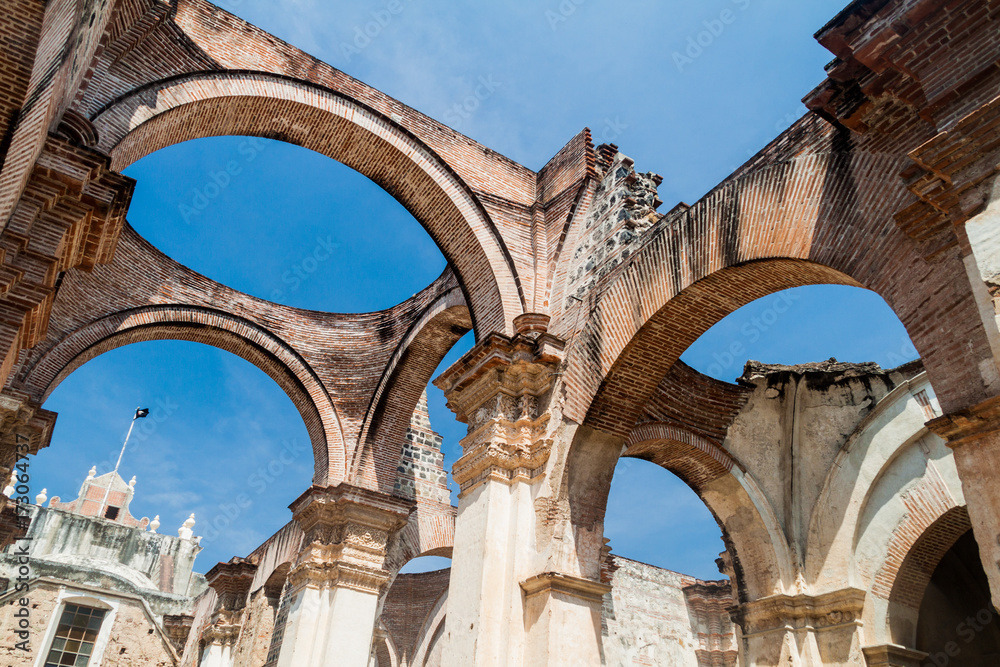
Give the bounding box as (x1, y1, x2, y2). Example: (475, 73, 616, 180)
(437, 314, 606, 666)
(927, 395, 1000, 610)
(200, 558, 258, 667)
(730, 589, 866, 667)
(275, 484, 412, 667)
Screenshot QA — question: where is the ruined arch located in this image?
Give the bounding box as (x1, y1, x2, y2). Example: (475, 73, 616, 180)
(885, 506, 975, 647)
(354, 284, 471, 492)
(15, 304, 343, 484)
(560, 133, 997, 438)
(92, 71, 523, 334)
(586, 422, 793, 602)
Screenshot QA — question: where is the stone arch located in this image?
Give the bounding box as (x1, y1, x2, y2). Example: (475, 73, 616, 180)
(354, 284, 472, 492)
(619, 423, 794, 602)
(558, 420, 793, 602)
(15, 304, 344, 484)
(91, 71, 523, 335)
(560, 140, 998, 437)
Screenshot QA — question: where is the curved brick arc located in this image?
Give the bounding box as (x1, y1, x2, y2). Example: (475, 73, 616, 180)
(91, 72, 522, 335)
(20, 304, 342, 483)
(622, 422, 795, 601)
(561, 128, 998, 436)
(10, 226, 472, 487)
(353, 286, 472, 492)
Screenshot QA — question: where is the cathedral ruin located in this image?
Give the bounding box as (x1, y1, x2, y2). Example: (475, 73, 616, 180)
(1, 0, 999, 664)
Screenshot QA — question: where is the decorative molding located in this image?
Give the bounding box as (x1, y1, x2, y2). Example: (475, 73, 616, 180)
(287, 484, 412, 596)
(730, 588, 866, 637)
(520, 572, 611, 603)
(926, 394, 1000, 447)
(434, 315, 565, 495)
(862, 644, 928, 667)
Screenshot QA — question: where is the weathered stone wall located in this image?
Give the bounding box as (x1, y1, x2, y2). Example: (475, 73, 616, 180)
(601, 556, 735, 667)
(0, 581, 178, 666)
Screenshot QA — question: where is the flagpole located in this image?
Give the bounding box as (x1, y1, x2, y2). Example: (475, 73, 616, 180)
(97, 407, 141, 520)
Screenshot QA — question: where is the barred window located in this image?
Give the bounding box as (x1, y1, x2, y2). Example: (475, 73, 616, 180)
(44, 603, 106, 667)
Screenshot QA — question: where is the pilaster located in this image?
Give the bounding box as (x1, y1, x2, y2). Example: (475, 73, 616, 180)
(275, 483, 412, 667)
(927, 394, 1000, 609)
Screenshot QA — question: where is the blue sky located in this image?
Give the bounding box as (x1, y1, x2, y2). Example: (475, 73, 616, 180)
(26, 0, 918, 580)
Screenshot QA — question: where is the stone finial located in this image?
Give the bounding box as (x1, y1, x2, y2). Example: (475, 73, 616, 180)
(35, 489, 47, 505)
(86, 466, 96, 481)
(149, 515, 161, 533)
(2, 470, 15, 498)
(128, 476, 136, 489)
(178, 513, 196, 540)
(49, 496, 60, 507)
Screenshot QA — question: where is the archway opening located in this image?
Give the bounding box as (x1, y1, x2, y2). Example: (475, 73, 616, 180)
(604, 457, 723, 580)
(680, 284, 916, 382)
(916, 531, 1000, 661)
(122, 136, 447, 312)
(30, 340, 314, 570)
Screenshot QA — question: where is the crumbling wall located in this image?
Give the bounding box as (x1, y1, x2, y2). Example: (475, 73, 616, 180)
(0, 582, 177, 666)
(601, 556, 736, 667)
(564, 145, 663, 309)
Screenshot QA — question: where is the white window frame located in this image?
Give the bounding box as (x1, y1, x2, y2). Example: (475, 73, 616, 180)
(33, 587, 119, 667)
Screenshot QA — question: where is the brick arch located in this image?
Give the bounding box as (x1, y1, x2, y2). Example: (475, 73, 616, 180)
(353, 285, 471, 492)
(619, 422, 795, 602)
(91, 71, 523, 335)
(17, 305, 344, 484)
(561, 142, 998, 438)
(884, 506, 973, 646)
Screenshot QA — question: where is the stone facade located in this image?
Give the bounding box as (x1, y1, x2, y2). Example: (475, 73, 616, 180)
(1, 0, 1000, 664)
(0, 468, 205, 665)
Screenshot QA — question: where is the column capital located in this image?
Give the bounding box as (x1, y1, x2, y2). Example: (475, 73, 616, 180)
(520, 572, 611, 604)
(205, 557, 258, 613)
(926, 394, 1000, 447)
(730, 588, 866, 637)
(434, 315, 566, 496)
(287, 484, 412, 595)
(862, 644, 928, 667)
(201, 622, 241, 648)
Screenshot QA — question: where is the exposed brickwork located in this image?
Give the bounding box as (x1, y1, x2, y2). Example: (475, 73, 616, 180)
(379, 568, 450, 665)
(639, 361, 751, 444)
(876, 502, 972, 608)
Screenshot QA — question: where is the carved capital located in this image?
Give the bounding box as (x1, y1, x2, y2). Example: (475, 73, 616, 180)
(287, 484, 411, 596)
(926, 394, 1000, 448)
(163, 614, 194, 654)
(205, 557, 258, 613)
(201, 621, 241, 647)
(434, 315, 565, 495)
(730, 588, 866, 636)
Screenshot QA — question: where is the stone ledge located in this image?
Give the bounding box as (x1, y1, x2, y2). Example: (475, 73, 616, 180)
(520, 572, 611, 603)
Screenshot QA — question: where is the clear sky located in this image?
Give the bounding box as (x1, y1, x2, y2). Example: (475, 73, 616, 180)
(26, 0, 918, 580)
